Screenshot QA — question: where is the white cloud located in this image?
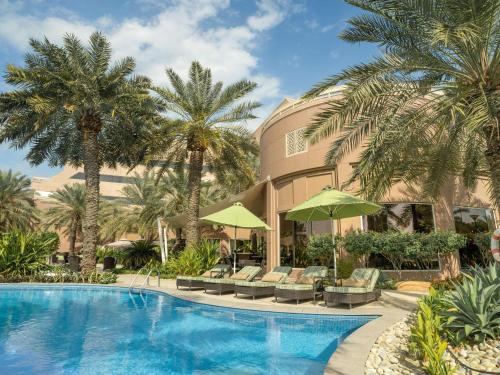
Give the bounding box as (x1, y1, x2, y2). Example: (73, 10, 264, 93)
(0, 0, 292, 129)
(305, 19, 319, 30)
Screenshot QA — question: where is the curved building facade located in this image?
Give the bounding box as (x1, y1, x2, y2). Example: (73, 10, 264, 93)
(256, 90, 496, 278)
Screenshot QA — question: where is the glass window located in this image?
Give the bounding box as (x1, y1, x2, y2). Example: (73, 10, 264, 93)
(364, 203, 435, 233)
(453, 207, 495, 234)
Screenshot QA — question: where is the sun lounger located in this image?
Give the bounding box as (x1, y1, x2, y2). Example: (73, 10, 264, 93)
(204, 266, 262, 295)
(176, 264, 231, 290)
(234, 266, 292, 300)
(323, 268, 381, 309)
(274, 266, 328, 305)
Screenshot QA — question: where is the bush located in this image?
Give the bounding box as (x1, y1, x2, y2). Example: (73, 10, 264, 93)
(471, 232, 494, 265)
(409, 291, 454, 375)
(121, 240, 160, 270)
(162, 239, 220, 278)
(342, 230, 377, 265)
(419, 232, 466, 269)
(96, 246, 121, 263)
(442, 263, 500, 344)
(307, 234, 339, 268)
(0, 231, 59, 277)
(337, 257, 354, 280)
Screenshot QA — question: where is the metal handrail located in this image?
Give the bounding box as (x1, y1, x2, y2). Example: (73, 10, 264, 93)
(128, 266, 146, 290)
(129, 266, 161, 292)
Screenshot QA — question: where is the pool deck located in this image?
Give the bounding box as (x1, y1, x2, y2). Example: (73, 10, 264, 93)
(114, 274, 423, 375)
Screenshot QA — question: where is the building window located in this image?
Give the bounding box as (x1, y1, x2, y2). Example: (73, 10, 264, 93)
(364, 203, 435, 233)
(453, 206, 495, 234)
(285, 127, 308, 157)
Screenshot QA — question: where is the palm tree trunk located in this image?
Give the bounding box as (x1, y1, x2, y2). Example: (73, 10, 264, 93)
(80, 128, 100, 274)
(68, 222, 77, 256)
(185, 149, 204, 247)
(484, 127, 500, 213)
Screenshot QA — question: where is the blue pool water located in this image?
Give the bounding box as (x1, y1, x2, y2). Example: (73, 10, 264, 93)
(0, 285, 375, 375)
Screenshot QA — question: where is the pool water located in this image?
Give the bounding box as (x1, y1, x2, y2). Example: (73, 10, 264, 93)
(0, 285, 375, 375)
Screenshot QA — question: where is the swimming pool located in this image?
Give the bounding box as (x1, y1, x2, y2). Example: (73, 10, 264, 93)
(0, 285, 375, 375)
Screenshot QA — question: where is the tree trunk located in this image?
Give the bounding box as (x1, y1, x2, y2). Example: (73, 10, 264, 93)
(185, 149, 204, 247)
(80, 128, 100, 274)
(484, 128, 500, 213)
(68, 222, 77, 256)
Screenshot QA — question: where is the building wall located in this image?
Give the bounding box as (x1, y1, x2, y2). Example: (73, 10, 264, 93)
(257, 92, 496, 277)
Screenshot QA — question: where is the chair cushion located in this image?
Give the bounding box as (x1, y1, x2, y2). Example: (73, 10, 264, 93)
(272, 266, 292, 275)
(204, 278, 235, 284)
(325, 286, 369, 294)
(343, 278, 368, 287)
(275, 283, 314, 291)
(177, 275, 203, 281)
(235, 281, 277, 288)
(261, 272, 285, 283)
(231, 273, 249, 280)
(201, 270, 212, 277)
(303, 266, 328, 278)
(296, 276, 315, 285)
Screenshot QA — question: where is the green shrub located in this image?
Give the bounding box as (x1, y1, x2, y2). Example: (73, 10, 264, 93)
(376, 272, 397, 290)
(0, 231, 59, 277)
(419, 232, 466, 269)
(121, 240, 160, 270)
(376, 231, 422, 273)
(342, 230, 377, 265)
(410, 295, 454, 375)
(337, 257, 354, 279)
(442, 263, 500, 344)
(307, 234, 339, 267)
(162, 239, 220, 278)
(96, 246, 121, 263)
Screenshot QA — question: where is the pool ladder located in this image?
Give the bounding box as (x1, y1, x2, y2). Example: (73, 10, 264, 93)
(128, 267, 160, 292)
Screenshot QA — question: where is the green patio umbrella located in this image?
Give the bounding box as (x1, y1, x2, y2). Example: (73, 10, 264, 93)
(286, 186, 381, 283)
(201, 202, 271, 273)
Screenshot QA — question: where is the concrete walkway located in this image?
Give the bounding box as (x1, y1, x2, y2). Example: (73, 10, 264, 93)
(114, 274, 423, 375)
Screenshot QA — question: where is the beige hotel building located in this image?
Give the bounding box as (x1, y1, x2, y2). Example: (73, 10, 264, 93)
(34, 88, 497, 279)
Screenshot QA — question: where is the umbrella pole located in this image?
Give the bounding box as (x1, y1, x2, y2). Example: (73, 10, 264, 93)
(330, 215, 337, 285)
(233, 226, 237, 274)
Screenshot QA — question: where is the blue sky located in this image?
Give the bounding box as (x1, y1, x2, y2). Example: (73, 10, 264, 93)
(0, 0, 378, 178)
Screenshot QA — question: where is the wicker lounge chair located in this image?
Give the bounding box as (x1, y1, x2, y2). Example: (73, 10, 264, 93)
(323, 268, 381, 309)
(274, 266, 328, 305)
(204, 266, 262, 295)
(176, 264, 231, 290)
(234, 266, 292, 300)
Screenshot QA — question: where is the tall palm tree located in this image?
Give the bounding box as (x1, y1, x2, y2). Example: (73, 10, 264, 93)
(44, 184, 85, 254)
(304, 0, 500, 208)
(0, 32, 157, 273)
(0, 170, 38, 232)
(100, 171, 169, 241)
(145, 61, 260, 246)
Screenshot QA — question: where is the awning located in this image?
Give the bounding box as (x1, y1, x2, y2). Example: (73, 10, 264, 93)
(165, 179, 268, 228)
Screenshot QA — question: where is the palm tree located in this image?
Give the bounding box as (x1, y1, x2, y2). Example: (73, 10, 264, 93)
(145, 61, 260, 245)
(44, 184, 85, 254)
(0, 170, 38, 231)
(304, 0, 500, 208)
(0, 32, 157, 273)
(100, 171, 169, 241)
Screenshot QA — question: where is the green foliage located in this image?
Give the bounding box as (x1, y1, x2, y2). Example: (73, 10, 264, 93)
(0, 231, 59, 277)
(375, 231, 422, 272)
(95, 246, 121, 263)
(337, 257, 355, 280)
(471, 232, 494, 265)
(410, 295, 454, 375)
(419, 232, 466, 270)
(343, 230, 376, 259)
(442, 263, 500, 344)
(121, 240, 160, 270)
(306, 234, 340, 267)
(376, 273, 396, 290)
(162, 240, 220, 278)
(0, 170, 38, 232)
(0, 265, 117, 284)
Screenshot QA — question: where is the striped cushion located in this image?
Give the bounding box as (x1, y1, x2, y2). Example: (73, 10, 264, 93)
(303, 266, 328, 278)
(204, 278, 235, 285)
(275, 283, 314, 291)
(235, 281, 277, 288)
(325, 286, 369, 294)
(177, 276, 204, 281)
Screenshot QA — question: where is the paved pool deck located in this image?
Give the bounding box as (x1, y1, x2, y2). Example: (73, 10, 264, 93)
(114, 274, 424, 375)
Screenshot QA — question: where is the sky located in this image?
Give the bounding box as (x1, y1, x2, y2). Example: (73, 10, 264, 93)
(0, 0, 379, 178)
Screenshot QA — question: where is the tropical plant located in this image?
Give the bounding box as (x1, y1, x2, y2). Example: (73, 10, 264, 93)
(44, 184, 85, 254)
(0, 231, 59, 277)
(95, 245, 120, 263)
(419, 232, 466, 270)
(162, 239, 220, 277)
(120, 240, 160, 270)
(342, 230, 377, 266)
(0, 32, 158, 274)
(376, 231, 422, 274)
(144, 61, 260, 246)
(0, 170, 38, 231)
(304, 0, 500, 208)
(410, 296, 454, 375)
(442, 263, 500, 344)
(471, 232, 494, 265)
